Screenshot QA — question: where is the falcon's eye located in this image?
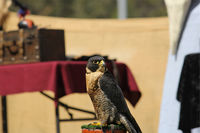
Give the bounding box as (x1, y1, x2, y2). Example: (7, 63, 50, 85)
(92, 61, 99, 64)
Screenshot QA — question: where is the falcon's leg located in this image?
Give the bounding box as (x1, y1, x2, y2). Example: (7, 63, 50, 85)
(100, 113, 109, 125)
(110, 124, 115, 133)
(102, 126, 106, 133)
(100, 114, 109, 133)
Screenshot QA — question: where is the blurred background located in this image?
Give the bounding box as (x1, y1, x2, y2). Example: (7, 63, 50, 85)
(0, 0, 170, 133)
(9, 0, 167, 18)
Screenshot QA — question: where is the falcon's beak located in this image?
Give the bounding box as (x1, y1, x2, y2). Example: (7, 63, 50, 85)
(99, 60, 105, 67)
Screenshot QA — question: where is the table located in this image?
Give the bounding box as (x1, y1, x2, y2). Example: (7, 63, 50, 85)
(0, 61, 141, 133)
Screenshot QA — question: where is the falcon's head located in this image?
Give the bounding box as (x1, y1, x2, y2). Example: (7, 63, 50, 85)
(86, 56, 106, 73)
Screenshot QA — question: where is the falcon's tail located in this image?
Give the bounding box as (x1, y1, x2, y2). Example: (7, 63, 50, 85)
(119, 114, 141, 133)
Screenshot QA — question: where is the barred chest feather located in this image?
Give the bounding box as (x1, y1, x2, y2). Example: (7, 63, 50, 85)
(86, 71, 118, 123)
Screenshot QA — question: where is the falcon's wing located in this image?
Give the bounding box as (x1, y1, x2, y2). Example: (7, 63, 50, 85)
(99, 70, 142, 133)
(99, 71, 130, 114)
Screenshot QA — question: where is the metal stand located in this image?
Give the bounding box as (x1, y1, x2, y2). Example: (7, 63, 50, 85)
(55, 102, 60, 133)
(2, 96, 8, 133)
(1, 93, 97, 133)
(40, 92, 97, 133)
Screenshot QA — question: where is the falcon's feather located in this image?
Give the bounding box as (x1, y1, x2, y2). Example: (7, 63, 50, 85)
(99, 71, 141, 133)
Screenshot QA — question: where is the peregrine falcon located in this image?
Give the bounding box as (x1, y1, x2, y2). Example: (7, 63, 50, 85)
(86, 56, 142, 133)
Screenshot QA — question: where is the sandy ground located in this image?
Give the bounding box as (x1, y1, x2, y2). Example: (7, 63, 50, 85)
(0, 13, 169, 133)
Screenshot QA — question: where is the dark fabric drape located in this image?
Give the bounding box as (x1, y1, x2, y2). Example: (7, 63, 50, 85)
(177, 53, 200, 133)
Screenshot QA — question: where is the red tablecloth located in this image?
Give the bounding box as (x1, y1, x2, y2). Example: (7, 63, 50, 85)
(0, 61, 141, 106)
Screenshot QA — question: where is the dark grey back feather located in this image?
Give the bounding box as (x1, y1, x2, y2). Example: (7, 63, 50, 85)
(99, 71, 142, 133)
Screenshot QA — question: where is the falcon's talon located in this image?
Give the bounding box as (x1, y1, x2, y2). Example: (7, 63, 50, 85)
(102, 123, 107, 127)
(116, 121, 121, 125)
(91, 122, 101, 126)
(110, 124, 115, 133)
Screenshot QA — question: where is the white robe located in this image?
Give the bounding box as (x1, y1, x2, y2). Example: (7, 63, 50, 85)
(159, 2, 200, 133)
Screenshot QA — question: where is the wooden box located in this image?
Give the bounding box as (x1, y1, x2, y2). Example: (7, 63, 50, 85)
(0, 28, 65, 65)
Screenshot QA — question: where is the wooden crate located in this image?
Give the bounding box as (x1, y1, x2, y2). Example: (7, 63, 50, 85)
(0, 28, 65, 65)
